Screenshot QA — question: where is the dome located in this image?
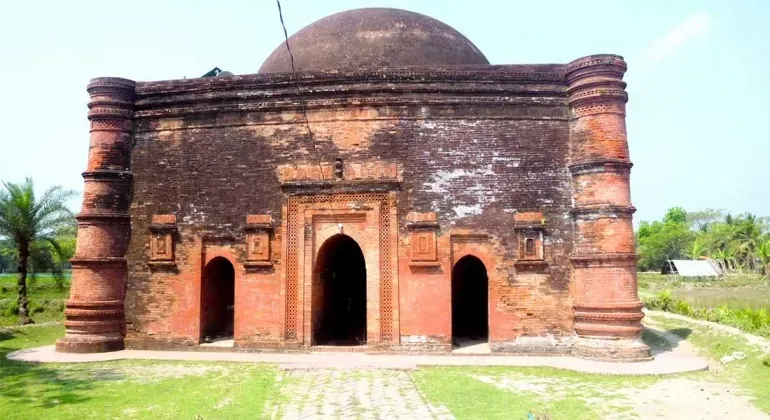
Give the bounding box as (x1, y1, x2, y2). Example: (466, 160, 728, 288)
(259, 8, 488, 73)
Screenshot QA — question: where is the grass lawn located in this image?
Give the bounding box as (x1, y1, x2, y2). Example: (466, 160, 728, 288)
(2, 314, 769, 418)
(412, 366, 659, 420)
(0, 273, 70, 327)
(638, 272, 770, 310)
(0, 325, 277, 419)
(645, 311, 770, 414)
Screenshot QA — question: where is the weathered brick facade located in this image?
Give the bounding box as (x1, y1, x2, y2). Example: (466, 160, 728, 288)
(57, 8, 649, 361)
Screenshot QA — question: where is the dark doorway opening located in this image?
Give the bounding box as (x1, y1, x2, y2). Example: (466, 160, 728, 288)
(452, 255, 489, 346)
(200, 257, 235, 342)
(312, 234, 367, 345)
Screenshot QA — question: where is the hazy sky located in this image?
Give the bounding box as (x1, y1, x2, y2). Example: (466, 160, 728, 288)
(0, 0, 767, 224)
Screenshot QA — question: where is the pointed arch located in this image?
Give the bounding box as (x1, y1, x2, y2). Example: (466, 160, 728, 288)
(311, 234, 367, 345)
(451, 254, 489, 345)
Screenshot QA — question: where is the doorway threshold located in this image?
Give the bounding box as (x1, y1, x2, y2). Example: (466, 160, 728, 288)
(200, 338, 234, 348)
(452, 338, 490, 354)
(311, 344, 371, 353)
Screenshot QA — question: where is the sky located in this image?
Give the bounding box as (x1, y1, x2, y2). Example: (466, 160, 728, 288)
(0, 0, 767, 224)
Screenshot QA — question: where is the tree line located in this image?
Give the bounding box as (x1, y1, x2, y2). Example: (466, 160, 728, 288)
(636, 207, 770, 274)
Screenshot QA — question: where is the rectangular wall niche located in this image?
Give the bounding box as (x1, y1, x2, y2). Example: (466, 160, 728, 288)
(244, 214, 273, 269)
(514, 211, 547, 270)
(407, 212, 440, 267)
(149, 214, 177, 268)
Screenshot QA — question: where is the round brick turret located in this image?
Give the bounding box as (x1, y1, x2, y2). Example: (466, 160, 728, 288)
(566, 55, 651, 361)
(56, 78, 135, 353)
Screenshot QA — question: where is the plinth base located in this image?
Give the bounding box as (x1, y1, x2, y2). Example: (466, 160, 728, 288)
(572, 336, 651, 362)
(56, 336, 124, 353)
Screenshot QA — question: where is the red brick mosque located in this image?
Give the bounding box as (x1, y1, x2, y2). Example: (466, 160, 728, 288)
(56, 8, 650, 361)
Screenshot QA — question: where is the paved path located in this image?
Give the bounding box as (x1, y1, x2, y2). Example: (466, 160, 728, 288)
(265, 370, 455, 419)
(8, 343, 707, 375)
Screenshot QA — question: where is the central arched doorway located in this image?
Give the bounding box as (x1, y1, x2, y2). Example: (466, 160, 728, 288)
(312, 234, 367, 345)
(200, 257, 235, 342)
(451, 255, 489, 347)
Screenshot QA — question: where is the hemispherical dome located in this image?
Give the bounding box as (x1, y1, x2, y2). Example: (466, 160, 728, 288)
(259, 8, 488, 73)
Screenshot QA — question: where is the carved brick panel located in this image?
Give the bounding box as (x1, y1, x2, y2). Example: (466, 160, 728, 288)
(513, 211, 546, 269)
(244, 214, 274, 268)
(277, 161, 402, 183)
(150, 232, 173, 261)
(149, 215, 176, 264)
(406, 212, 440, 267)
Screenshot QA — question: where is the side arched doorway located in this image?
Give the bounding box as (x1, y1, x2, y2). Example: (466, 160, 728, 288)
(312, 234, 367, 345)
(200, 257, 235, 342)
(451, 255, 489, 346)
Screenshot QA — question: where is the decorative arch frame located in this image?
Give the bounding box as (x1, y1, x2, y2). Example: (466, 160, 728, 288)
(449, 232, 499, 341)
(284, 192, 398, 346)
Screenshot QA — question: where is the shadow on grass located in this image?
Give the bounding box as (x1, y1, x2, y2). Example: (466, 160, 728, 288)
(642, 327, 693, 356)
(0, 327, 98, 410)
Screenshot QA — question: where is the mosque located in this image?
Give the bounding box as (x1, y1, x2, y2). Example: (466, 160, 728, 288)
(57, 8, 649, 361)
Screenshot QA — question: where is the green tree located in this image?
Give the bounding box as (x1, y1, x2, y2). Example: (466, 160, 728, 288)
(0, 238, 15, 272)
(636, 207, 695, 271)
(758, 240, 770, 277)
(0, 178, 75, 324)
(687, 209, 724, 233)
(687, 240, 707, 260)
(733, 213, 763, 270)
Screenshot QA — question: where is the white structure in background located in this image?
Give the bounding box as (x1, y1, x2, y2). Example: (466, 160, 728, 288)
(662, 259, 724, 277)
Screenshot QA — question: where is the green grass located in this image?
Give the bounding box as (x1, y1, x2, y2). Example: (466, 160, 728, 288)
(645, 289, 770, 337)
(411, 366, 660, 420)
(0, 273, 70, 327)
(646, 312, 770, 414)
(2, 312, 769, 418)
(0, 324, 277, 419)
(638, 272, 769, 291)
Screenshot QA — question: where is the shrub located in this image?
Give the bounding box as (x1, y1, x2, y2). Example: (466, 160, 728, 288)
(645, 290, 674, 311)
(644, 294, 770, 338)
(673, 300, 693, 316)
(1, 300, 19, 316)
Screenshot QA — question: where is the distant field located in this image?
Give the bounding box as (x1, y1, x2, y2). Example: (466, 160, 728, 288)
(0, 273, 70, 326)
(638, 272, 770, 311)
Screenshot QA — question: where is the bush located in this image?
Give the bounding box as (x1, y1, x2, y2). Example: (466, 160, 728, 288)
(645, 292, 770, 338)
(1, 299, 19, 316)
(645, 290, 673, 311)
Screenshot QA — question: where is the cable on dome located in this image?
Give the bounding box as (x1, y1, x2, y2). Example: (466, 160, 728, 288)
(275, 0, 342, 230)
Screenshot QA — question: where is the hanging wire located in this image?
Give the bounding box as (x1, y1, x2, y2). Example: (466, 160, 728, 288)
(275, 0, 342, 230)
(276, 0, 316, 151)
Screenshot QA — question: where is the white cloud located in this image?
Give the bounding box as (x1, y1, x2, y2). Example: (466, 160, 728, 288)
(644, 13, 710, 63)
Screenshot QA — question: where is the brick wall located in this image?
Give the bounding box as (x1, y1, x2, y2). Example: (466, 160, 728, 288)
(123, 66, 577, 351)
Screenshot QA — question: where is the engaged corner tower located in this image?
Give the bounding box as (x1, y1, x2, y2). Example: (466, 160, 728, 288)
(566, 55, 651, 361)
(56, 77, 136, 353)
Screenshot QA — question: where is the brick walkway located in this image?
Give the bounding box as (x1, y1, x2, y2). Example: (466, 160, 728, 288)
(8, 343, 707, 375)
(265, 370, 455, 419)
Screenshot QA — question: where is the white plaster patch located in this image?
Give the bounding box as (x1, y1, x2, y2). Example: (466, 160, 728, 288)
(179, 203, 207, 224)
(423, 166, 495, 194)
(453, 204, 484, 218)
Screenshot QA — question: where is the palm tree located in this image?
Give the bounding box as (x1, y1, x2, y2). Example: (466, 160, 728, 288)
(710, 249, 728, 272)
(758, 240, 770, 277)
(734, 213, 763, 271)
(687, 240, 707, 260)
(722, 245, 739, 272)
(0, 178, 75, 324)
